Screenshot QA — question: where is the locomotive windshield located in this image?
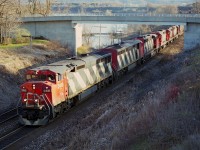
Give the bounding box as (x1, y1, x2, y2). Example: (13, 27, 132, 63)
(26, 73, 55, 82)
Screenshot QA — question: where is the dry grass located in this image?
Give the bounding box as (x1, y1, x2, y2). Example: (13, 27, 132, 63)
(171, 134, 200, 150)
(77, 45, 92, 55)
(162, 37, 184, 55)
(127, 45, 200, 149)
(148, 84, 200, 149)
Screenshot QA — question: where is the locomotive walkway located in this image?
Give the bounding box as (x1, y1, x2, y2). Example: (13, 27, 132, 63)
(22, 13, 200, 54)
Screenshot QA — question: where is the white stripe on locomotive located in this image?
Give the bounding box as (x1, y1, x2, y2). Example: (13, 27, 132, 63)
(133, 47, 137, 61)
(121, 53, 126, 67)
(107, 63, 112, 73)
(129, 49, 134, 62)
(67, 60, 117, 99)
(117, 55, 122, 68)
(125, 51, 131, 64)
(99, 62, 106, 74)
(84, 68, 94, 84)
(74, 72, 87, 89)
(68, 79, 77, 93)
(92, 65, 100, 80)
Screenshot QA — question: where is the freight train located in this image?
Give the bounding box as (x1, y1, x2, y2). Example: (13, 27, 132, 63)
(18, 25, 184, 125)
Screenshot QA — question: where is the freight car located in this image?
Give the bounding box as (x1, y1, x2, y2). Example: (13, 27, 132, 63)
(18, 25, 184, 125)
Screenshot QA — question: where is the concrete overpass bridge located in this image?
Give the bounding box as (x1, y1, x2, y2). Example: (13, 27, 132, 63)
(22, 13, 200, 55)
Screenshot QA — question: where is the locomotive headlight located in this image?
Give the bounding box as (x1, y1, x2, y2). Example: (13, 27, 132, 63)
(23, 99, 27, 102)
(34, 99, 38, 103)
(43, 87, 51, 93)
(21, 88, 27, 92)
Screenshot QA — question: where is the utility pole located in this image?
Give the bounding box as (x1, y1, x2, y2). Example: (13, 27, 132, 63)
(145, 0, 148, 13)
(0, 12, 3, 44)
(196, 0, 199, 14)
(99, 24, 101, 49)
(195, 0, 197, 13)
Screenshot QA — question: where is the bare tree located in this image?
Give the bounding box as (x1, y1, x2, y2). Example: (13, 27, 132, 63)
(38, 0, 52, 16)
(27, 0, 54, 16)
(192, 1, 200, 14)
(82, 25, 94, 46)
(54, 3, 71, 14)
(109, 25, 126, 44)
(27, 0, 37, 15)
(109, 26, 118, 45)
(125, 24, 153, 36)
(126, 24, 136, 35)
(0, 0, 21, 44)
(79, 3, 87, 14)
(155, 5, 178, 14)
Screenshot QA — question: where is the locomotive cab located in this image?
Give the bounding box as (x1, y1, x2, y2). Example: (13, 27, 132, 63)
(25, 70, 56, 82)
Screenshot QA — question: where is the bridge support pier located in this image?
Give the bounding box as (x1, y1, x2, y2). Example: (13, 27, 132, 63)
(184, 22, 200, 50)
(21, 21, 82, 56)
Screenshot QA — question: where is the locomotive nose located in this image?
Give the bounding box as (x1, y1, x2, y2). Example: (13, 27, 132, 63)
(19, 81, 52, 125)
(21, 82, 51, 94)
(20, 82, 52, 106)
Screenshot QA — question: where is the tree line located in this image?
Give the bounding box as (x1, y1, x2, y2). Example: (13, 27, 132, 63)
(0, 0, 53, 44)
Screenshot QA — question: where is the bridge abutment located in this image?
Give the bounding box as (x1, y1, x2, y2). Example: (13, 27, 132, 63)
(184, 22, 200, 50)
(21, 21, 82, 56)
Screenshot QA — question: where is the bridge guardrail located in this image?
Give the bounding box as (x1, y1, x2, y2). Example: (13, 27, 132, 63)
(26, 13, 200, 18)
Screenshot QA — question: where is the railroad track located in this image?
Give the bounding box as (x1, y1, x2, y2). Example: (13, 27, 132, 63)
(0, 108, 28, 150)
(0, 125, 38, 150)
(0, 107, 39, 150)
(0, 108, 20, 139)
(0, 108, 21, 138)
(0, 108, 18, 125)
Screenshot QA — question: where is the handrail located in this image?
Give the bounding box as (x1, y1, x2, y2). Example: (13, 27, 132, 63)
(17, 93, 52, 117)
(24, 13, 200, 18)
(42, 94, 53, 117)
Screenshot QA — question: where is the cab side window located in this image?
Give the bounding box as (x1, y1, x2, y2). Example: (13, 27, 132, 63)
(48, 75, 55, 82)
(57, 74, 62, 81)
